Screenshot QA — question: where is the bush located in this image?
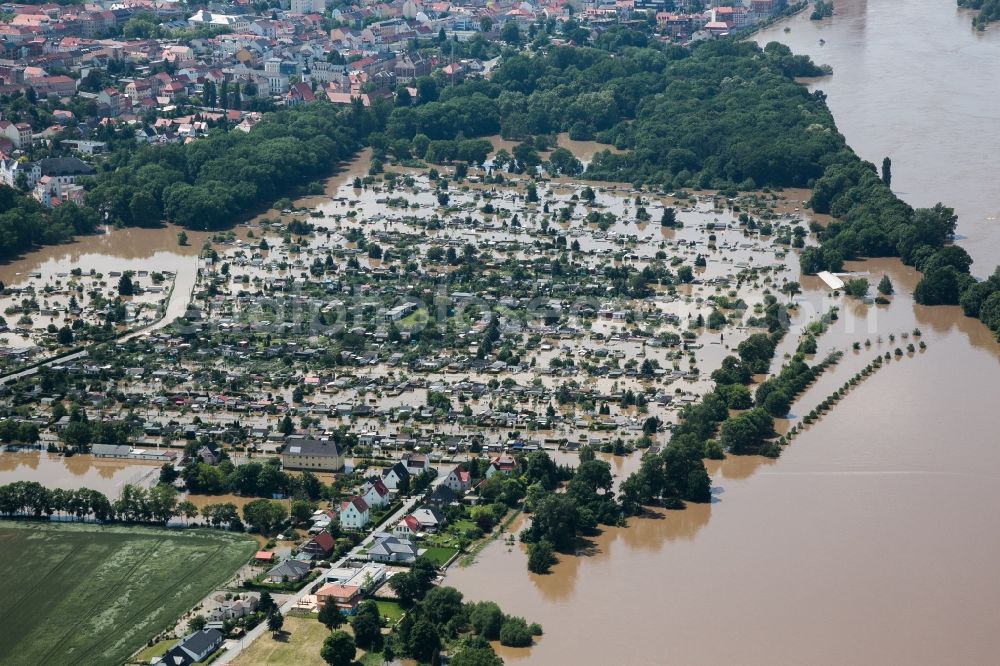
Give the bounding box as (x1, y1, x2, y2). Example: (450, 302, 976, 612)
(499, 617, 533, 647)
(527, 540, 556, 574)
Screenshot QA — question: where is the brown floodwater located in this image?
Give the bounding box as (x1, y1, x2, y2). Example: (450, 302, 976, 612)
(755, 0, 1000, 276)
(0, 451, 161, 496)
(0, 225, 210, 347)
(449, 4, 1000, 663)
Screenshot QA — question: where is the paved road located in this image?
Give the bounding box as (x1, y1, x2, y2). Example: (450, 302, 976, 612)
(213, 465, 453, 665)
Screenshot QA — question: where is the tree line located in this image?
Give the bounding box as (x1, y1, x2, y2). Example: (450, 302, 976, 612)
(0, 480, 181, 524)
(0, 479, 302, 535)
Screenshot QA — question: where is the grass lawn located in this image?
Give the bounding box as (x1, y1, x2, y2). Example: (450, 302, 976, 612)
(231, 615, 336, 666)
(420, 545, 459, 566)
(374, 600, 405, 624)
(0, 521, 256, 666)
(452, 519, 476, 533)
(134, 639, 174, 662)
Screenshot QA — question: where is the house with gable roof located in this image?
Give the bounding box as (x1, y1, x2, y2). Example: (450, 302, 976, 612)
(381, 461, 410, 490)
(361, 477, 391, 508)
(338, 496, 370, 530)
(443, 466, 471, 493)
(154, 629, 224, 666)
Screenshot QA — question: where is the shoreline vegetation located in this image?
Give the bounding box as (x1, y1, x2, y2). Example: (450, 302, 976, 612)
(958, 0, 1000, 29)
(810, 0, 834, 21)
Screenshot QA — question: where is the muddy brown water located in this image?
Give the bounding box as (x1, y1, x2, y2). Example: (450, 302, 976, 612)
(0, 452, 161, 496)
(448, 4, 1000, 663)
(755, 0, 1000, 276)
(2, 11, 999, 659)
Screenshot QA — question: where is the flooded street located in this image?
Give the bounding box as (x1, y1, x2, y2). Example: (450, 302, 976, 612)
(449, 3, 1000, 664)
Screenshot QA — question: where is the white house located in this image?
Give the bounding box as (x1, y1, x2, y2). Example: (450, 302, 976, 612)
(339, 496, 370, 530)
(403, 453, 430, 475)
(381, 462, 410, 490)
(443, 467, 471, 493)
(394, 514, 420, 538)
(187, 9, 251, 32)
(361, 477, 391, 508)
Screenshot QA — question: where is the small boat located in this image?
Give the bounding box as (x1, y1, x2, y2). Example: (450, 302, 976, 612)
(819, 38, 826, 45)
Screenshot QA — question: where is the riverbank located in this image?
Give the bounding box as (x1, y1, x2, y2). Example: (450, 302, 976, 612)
(447, 4, 1000, 664)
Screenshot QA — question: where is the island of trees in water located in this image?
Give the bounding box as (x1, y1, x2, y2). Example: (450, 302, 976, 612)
(1, 35, 998, 338)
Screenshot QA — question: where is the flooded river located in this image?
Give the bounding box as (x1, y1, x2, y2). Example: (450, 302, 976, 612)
(0, 4, 997, 661)
(755, 0, 1000, 276)
(449, 3, 1000, 664)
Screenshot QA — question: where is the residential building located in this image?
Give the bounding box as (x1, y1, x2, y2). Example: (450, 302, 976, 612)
(316, 583, 362, 613)
(485, 454, 517, 478)
(0, 120, 31, 149)
(394, 514, 420, 538)
(338, 496, 370, 530)
(281, 436, 343, 472)
(410, 506, 444, 532)
(267, 558, 311, 582)
(443, 466, 471, 493)
(290, 0, 326, 14)
(360, 477, 390, 508)
(154, 629, 224, 666)
(301, 531, 336, 558)
(367, 532, 420, 563)
(381, 461, 410, 490)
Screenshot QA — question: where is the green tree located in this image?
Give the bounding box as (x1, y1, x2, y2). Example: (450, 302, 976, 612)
(467, 601, 504, 640)
(522, 492, 579, 551)
(422, 586, 464, 626)
(242, 499, 288, 534)
(408, 617, 440, 662)
(291, 499, 314, 525)
(527, 539, 556, 574)
(499, 616, 533, 647)
(117, 273, 135, 296)
(318, 600, 345, 631)
(450, 638, 504, 666)
(877, 274, 894, 295)
(500, 22, 521, 45)
(267, 610, 284, 633)
(351, 600, 382, 649)
(844, 278, 869, 299)
(321, 631, 356, 666)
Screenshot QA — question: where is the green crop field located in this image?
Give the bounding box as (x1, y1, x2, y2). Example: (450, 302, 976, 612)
(0, 521, 256, 666)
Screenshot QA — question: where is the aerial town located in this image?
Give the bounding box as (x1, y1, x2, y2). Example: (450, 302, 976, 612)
(3, 0, 1000, 664)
